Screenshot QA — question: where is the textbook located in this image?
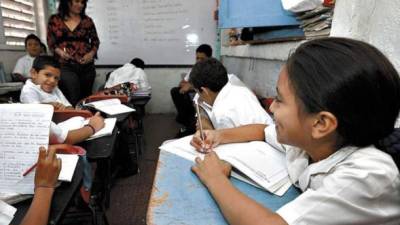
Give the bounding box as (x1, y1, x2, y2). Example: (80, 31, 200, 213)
(159, 135, 292, 196)
(83, 98, 135, 116)
(57, 116, 117, 140)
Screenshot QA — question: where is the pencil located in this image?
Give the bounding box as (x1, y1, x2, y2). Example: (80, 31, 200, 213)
(195, 101, 205, 141)
(22, 163, 37, 177)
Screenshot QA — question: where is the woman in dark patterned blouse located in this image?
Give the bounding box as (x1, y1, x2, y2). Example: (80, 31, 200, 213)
(47, 0, 100, 106)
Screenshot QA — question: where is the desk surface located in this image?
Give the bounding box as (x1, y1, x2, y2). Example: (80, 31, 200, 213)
(83, 126, 118, 160)
(11, 158, 83, 225)
(147, 150, 301, 225)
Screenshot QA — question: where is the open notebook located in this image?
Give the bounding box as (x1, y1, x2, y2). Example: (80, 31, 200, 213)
(57, 117, 117, 140)
(159, 135, 292, 196)
(84, 98, 135, 115)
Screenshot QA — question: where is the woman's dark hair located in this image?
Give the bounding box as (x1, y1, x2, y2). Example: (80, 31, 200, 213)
(25, 34, 41, 48)
(286, 37, 400, 168)
(58, 0, 88, 20)
(189, 58, 228, 92)
(32, 55, 61, 71)
(196, 44, 213, 57)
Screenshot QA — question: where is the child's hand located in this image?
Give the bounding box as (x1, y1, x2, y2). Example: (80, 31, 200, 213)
(79, 52, 94, 64)
(88, 112, 105, 132)
(179, 82, 191, 94)
(191, 152, 232, 187)
(50, 102, 67, 110)
(34, 146, 61, 190)
(190, 130, 221, 153)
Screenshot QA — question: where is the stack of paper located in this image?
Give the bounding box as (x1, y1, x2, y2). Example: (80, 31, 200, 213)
(297, 6, 334, 39)
(0, 200, 16, 224)
(159, 135, 292, 196)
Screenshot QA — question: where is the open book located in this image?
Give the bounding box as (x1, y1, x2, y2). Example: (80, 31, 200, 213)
(159, 135, 292, 196)
(57, 116, 117, 140)
(84, 98, 135, 115)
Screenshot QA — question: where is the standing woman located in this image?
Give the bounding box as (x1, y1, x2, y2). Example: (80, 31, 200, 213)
(47, 0, 99, 106)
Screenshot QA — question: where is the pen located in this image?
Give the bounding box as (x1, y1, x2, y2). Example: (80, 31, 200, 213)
(22, 163, 37, 177)
(195, 101, 205, 141)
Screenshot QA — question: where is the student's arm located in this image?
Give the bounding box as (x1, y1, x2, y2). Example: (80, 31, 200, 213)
(191, 124, 267, 152)
(64, 112, 105, 144)
(191, 152, 287, 225)
(20, 146, 61, 225)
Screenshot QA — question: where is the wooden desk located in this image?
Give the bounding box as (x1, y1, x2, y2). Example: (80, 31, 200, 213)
(10, 158, 83, 225)
(147, 150, 301, 225)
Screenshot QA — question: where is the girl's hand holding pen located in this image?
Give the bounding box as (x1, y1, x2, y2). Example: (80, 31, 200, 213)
(34, 146, 61, 190)
(190, 129, 221, 153)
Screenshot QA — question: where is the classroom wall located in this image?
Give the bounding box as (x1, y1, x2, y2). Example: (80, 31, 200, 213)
(220, 41, 302, 98)
(330, 0, 400, 72)
(221, 0, 400, 99)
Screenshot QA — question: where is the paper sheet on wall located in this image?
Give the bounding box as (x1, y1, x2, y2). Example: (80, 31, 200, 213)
(0, 104, 53, 194)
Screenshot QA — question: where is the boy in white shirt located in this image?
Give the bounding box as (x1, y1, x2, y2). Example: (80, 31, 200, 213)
(12, 34, 42, 82)
(104, 58, 151, 91)
(189, 58, 273, 130)
(20, 55, 105, 203)
(20, 55, 72, 110)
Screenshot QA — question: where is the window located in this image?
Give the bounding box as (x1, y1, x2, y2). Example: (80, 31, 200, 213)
(0, 0, 36, 46)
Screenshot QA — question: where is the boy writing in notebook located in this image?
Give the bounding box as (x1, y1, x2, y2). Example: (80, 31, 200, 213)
(20, 55, 73, 110)
(189, 58, 273, 130)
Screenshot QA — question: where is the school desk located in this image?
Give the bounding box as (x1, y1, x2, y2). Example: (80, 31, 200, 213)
(10, 158, 84, 225)
(83, 126, 119, 209)
(147, 150, 301, 225)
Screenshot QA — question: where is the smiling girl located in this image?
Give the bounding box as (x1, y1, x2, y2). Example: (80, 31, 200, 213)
(190, 37, 400, 225)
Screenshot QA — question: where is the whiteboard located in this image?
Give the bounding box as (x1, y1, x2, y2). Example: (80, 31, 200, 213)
(86, 0, 217, 65)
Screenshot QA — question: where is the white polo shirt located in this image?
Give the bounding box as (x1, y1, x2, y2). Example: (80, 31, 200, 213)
(13, 54, 35, 78)
(104, 63, 151, 91)
(264, 125, 400, 225)
(208, 74, 273, 129)
(20, 79, 71, 107)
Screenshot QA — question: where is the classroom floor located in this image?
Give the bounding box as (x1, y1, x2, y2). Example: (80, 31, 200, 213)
(106, 113, 179, 225)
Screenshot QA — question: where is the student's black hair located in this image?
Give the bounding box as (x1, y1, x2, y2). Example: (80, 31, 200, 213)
(130, 58, 145, 70)
(24, 34, 41, 48)
(196, 44, 213, 57)
(286, 37, 400, 168)
(32, 55, 61, 71)
(58, 0, 88, 20)
(189, 58, 228, 92)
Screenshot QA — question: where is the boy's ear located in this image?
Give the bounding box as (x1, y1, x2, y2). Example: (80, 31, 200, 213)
(311, 111, 337, 139)
(30, 68, 37, 79)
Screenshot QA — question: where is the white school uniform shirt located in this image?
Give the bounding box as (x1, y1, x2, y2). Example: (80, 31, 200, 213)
(20, 79, 72, 107)
(208, 74, 273, 129)
(49, 121, 68, 144)
(263, 125, 400, 225)
(12, 54, 35, 78)
(104, 63, 151, 90)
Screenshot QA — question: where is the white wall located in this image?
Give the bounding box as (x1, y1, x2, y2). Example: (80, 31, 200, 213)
(330, 0, 400, 72)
